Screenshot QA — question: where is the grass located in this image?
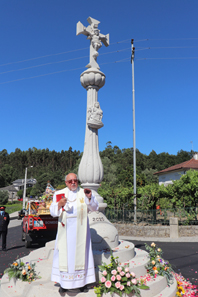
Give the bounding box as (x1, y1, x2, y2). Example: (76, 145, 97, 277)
(4, 202, 23, 214)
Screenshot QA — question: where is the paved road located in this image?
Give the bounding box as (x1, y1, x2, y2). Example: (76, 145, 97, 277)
(0, 221, 198, 290)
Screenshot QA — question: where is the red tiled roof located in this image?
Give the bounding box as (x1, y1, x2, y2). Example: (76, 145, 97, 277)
(154, 158, 198, 175)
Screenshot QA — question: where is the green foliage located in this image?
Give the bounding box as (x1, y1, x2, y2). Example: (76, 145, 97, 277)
(0, 190, 9, 204)
(142, 168, 158, 185)
(166, 169, 198, 208)
(101, 157, 118, 186)
(0, 164, 17, 187)
(0, 145, 194, 211)
(56, 184, 66, 190)
(145, 242, 174, 286)
(5, 202, 22, 214)
(17, 189, 23, 198)
(29, 186, 40, 197)
(0, 147, 80, 188)
(98, 185, 135, 209)
(137, 184, 167, 210)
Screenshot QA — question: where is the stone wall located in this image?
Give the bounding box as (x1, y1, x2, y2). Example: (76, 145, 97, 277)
(112, 223, 198, 237)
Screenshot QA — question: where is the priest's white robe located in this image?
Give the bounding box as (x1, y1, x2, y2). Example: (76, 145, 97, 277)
(50, 187, 99, 289)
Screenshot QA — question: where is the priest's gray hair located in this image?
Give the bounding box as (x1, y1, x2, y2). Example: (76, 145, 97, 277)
(65, 173, 78, 181)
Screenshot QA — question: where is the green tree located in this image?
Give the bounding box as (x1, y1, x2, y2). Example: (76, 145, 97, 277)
(142, 168, 158, 185)
(138, 183, 166, 209)
(101, 157, 118, 187)
(0, 164, 15, 187)
(166, 169, 198, 208)
(0, 190, 9, 204)
(17, 189, 23, 198)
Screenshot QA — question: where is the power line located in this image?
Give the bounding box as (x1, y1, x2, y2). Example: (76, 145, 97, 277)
(0, 55, 89, 75)
(135, 38, 198, 42)
(136, 45, 198, 50)
(0, 38, 131, 68)
(1, 44, 197, 76)
(0, 66, 85, 85)
(0, 57, 131, 84)
(0, 48, 130, 75)
(153, 45, 198, 49)
(0, 47, 89, 67)
(136, 57, 198, 61)
(1, 55, 198, 84)
(147, 38, 198, 41)
(0, 37, 198, 68)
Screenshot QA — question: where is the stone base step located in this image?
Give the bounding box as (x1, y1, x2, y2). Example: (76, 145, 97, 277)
(1, 277, 177, 297)
(120, 248, 149, 278)
(1, 239, 177, 297)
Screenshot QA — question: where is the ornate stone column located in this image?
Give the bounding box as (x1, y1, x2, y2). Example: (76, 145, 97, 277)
(77, 17, 119, 250)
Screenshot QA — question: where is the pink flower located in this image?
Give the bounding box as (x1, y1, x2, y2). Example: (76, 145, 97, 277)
(115, 282, 121, 288)
(105, 281, 112, 288)
(127, 281, 131, 286)
(111, 270, 117, 275)
(116, 275, 121, 281)
(120, 285, 124, 290)
(117, 267, 122, 273)
(131, 272, 136, 277)
(111, 275, 116, 281)
(132, 279, 137, 285)
(101, 277, 106, 283)
(120, 271, 125, 276)
(125, 267, 129, 273)
(102, 270, 107, 276)
(126, 273, 131, 278)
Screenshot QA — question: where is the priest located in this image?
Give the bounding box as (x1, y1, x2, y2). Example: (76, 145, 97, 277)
(50, 173, 99, 294)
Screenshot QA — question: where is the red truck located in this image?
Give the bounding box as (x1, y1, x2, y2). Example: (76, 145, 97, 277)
(22, 200, 58, 248)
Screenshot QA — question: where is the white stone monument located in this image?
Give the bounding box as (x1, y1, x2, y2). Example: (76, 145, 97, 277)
(77, 17, 119, 251)
(75, 18, 177, 296)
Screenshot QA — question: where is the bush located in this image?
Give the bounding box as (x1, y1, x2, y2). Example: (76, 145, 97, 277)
(0, 190, 9, 204)
(17, 189, 23, 198)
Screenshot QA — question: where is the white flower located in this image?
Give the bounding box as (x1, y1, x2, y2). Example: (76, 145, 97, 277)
(22, 269, 26, 275)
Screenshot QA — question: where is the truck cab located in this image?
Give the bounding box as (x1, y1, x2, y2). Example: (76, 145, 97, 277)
(22, 200, 58, 248)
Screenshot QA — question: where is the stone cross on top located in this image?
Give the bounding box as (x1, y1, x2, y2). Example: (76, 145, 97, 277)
(76, 17, 109, 69)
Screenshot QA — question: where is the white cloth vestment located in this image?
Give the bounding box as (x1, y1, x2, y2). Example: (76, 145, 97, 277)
(50, 187, 99, 289)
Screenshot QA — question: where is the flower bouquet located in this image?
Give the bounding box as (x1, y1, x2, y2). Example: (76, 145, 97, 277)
(94, 251, 149, 297)
(4, 258, 41, 282)
(145, 242, 174, 286)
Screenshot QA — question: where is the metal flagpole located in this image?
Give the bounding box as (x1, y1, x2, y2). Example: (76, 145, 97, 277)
(131, 39, 136, 223)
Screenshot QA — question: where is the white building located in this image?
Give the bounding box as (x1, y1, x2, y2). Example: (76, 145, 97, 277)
(154, 153, 198, 186)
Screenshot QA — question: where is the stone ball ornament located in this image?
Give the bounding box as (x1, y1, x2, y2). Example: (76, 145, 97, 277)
(80, 67, 106, 89)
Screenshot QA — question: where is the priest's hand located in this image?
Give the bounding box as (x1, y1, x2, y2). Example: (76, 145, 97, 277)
(84, 188, 92, 200)
(58, 197, 67, 210)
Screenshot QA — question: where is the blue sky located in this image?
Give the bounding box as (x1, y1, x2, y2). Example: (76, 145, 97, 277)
(0, 0, 197, 156)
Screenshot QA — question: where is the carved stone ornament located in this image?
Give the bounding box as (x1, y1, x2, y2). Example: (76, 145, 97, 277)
(87, 102, 104, 129)
(76, 16, 109, 70)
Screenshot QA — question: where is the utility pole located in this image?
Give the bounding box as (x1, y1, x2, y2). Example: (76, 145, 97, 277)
(22, 166, 33, 209)
(131, 39, 136, 223)
(23, 167, 27, 209)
